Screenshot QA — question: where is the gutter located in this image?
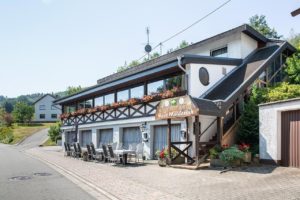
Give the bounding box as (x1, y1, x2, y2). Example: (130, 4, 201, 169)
(177, 56, 189, 94)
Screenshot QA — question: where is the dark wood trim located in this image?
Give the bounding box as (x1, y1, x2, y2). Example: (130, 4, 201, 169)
(167, 119, 171, 162)
(194, 116, 200, 165)
(260, 159, 281, 165)
(217, 117, 223, 144)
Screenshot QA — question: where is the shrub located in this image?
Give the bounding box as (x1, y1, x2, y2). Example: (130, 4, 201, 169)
(12, 102, 34, 123)
(0, 126, 14, 144)
(209, 145, 222, 159)
(220, 146, 245, 165)
(48, 123, 62, 142)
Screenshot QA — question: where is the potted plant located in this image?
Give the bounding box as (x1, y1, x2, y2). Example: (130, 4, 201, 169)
(156, 148, 168, 167)
(82, 151, 89, 161)
(220, 145, 245, 167)
(209, 145, 224, 167)
(239, 143, 252, 163)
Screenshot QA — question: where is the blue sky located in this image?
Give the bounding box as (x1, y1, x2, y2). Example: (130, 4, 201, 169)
(0, 0, 299, 97)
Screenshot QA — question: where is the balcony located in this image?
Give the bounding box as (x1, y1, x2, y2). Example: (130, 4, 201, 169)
(61, 89, 187, 127)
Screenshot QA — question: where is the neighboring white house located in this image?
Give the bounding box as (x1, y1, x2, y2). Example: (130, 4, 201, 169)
(33, 94, 61, 122)
(259, 98, 300, 168)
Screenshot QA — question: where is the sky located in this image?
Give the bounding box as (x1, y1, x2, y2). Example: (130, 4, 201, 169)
(0, 0, 299, 97)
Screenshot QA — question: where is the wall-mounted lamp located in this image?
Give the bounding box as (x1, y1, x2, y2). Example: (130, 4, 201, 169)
(181, 129, 187, 139)
(140, 122, 149, 142)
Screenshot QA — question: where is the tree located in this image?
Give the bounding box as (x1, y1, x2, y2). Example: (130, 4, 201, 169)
(12, 102, 34, 123)
(249, 15, 282, 39)
(286, 31, 300, 84)
(48, 122, 62, 142)
(66, 86, 82, 96)
(2, 101, 14, 113)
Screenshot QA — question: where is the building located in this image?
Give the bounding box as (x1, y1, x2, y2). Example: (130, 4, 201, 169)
(33, 94, 61, 122)
(54, 24, 296, 164)
(259, 98, 300, 168)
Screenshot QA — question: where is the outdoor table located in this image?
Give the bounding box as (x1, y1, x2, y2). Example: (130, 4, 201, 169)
(114, 150, 136, 164)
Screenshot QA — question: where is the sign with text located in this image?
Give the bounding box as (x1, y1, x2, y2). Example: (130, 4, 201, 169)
(155, 95, 199, 120)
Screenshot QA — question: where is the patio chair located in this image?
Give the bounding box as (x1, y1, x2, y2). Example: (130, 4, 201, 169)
(66, 143, 73, 158)
(135, 143, 144, 163)
(90, 142, 102, 161)
(73, 143, 80, 158)
(128, 143, 137, 162)
(86, 144, 94, 160)
(64, 142, 70, 157)
(107, 145, 122, 164)
(102, 145, 110, 162)
(77, 143, 82, 158)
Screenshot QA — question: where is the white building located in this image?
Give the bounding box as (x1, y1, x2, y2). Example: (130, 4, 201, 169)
(33, 94, 61, 122)
(259, 98, 300, 168)
(54, 24, 296, 164)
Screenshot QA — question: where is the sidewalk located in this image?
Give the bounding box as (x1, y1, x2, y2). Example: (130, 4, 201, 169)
(26, 146, 300, 200)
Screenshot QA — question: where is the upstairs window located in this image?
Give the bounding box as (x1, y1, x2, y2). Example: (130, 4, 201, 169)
(117, 90, 129, 102)
(95, 96, 104, 107)
(130, 85, 144, 99)
(210, 46, 228, 57)
(104, 93, 114, 105)
(39, 105, 46, 110)
(147, 80, 164, 95)
(165, 75, 183, 90)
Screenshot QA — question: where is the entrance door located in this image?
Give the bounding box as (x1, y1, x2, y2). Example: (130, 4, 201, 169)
(123, 127, 142, 149)
(153, 124, 181, 157)
(281, 110, 300, 168)
(98, 129, 113, 147)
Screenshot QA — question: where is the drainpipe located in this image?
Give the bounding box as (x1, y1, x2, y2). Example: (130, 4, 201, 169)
(177, 56, 189, 93)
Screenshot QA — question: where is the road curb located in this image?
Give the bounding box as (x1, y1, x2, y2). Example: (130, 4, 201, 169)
(25, 151, 120, 200)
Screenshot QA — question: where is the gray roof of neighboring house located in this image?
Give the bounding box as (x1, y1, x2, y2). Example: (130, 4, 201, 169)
(33, 94, 58, 104)
(258, 97, 300, 107)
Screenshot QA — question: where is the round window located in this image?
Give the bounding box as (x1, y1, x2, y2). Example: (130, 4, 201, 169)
(199, 67, 210, 86)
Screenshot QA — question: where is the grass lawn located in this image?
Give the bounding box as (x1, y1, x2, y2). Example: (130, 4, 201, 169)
(11, 123, 55, 144)
(42, 138, 57, 146)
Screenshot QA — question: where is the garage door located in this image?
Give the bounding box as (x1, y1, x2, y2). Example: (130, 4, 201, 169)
(98, 129, 113, 147)
(80, 130, 92, 147)
(123, 127, 142, 149)
(153, 124, 181, 157)
(281, 110, 300, 168)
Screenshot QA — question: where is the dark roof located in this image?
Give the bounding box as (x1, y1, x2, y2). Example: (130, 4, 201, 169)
(54, 24, 271, 105)
(259, 97, 300, 107)
(54, 55, 242, 105)
(97, 24, 267, 86)
(33, 94, 58, 104)
(191, 98, 223, 117)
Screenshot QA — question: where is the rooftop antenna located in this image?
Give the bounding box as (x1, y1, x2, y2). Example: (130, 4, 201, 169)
(144, 27, 152, 59)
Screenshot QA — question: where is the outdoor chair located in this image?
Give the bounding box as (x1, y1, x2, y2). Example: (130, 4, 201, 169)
(86, 144, 93, 160)
(135, 143, 144, 163)
(64, 142, 70, 157)
(77, 143, 82, 158)
(128, 143, 137, 162)
(107, 144, 122, 164)
(73, 143, 80, 158)
(66, 143, 73, 158)
(90, 142, 102, 161)
(102, 145, 110, 162)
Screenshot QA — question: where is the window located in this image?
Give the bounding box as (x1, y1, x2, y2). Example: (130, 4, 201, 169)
(147, 80, 164, 95)
(51, 114, 57, 119)
(40, 114, 45, 119)
(210, 46, 228, 57)
(117, 90, 129, 102)
(85, 99, 93, 108)
(104, 93, 114, 105)
(130, 85, 144, 99)
(78, 101, 85, 110)
(39, 105, 46, 110)
(95, 96, 104, 107)
(165, 75, 183, 90)
(64, 105, 76, 113)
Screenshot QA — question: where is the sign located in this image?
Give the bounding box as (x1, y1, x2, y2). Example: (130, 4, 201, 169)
(155, 95, 199, 120)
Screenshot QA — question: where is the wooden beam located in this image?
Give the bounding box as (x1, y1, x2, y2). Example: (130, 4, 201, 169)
(217, 117, 224, 144)
(194, 116, 200, 165)
(167, 119, 171, 163)
(185, 117, 189, 156)
(291, 8, 300, 17)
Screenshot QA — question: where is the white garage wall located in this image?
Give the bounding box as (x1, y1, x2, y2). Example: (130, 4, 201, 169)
(259, 99, 300, 161)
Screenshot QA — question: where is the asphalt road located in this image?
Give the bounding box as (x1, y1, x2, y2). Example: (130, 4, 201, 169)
(0, 130, 96, 200)
(16, 128, 50, 151)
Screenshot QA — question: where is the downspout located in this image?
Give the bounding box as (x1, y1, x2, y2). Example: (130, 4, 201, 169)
(177, 56, 189, 94)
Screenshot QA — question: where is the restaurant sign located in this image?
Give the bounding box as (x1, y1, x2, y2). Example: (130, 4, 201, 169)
(155, 95, 199, 120)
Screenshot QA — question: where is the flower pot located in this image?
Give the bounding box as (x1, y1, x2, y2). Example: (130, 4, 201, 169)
(243, 152, 252, 163)
(158, 158, 167, 167)
(82, 152, 89, 161)
(210, 158, 226, 167)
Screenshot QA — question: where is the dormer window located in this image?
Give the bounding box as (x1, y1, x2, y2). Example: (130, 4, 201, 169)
(210, 46, 228, 57)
